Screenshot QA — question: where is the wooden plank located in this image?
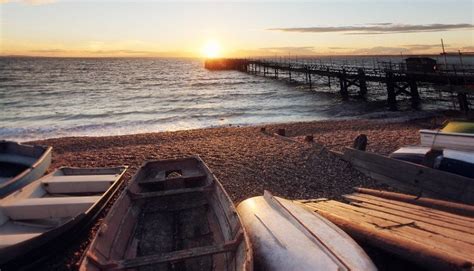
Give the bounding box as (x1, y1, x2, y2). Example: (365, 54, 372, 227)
(128, 184, 213, 200)
(343, 147, 474, 204)
(355, 188, 474, 217)
(344, 194, 474, 227)
(349, 159, 449, 198)
(347, 151, 474, 196)
(305, 201, 474, 260)
(97, 234, 242, 270)
(303, 203, 473, 271)
(306, 201, 474, 256)
(139, 174, 207, 186)
(354, 167, 424, 196)
(347, 200, 474, 235)
(343, 195, 474, 229)
(344, 147, 474, 194)
(307, 201, 474, 260)
(324, 200, 474, 244)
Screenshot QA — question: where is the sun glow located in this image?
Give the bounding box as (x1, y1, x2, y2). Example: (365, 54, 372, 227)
(201, 40, 221, 58)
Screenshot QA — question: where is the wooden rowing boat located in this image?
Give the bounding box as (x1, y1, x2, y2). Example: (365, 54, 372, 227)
(343, 147, 474, 204)
(0, 166, 128, 269)
(80, 156, 252, 271)
(237, 191, 376, 271)
(0, 141, 52, 198)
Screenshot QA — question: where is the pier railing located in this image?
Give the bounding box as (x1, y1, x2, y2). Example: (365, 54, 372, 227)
(205, 58, 474, 111)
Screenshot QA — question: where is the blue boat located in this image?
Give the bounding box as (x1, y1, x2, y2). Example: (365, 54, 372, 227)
(0, 141, 52, 197)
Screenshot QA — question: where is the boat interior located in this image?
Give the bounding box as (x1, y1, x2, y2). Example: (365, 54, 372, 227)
(0, 141, 48, 184)
(84, 157, 248, 271)
(0, 167, 126, 250)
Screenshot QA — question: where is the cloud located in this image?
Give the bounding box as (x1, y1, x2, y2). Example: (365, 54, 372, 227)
(30, 49, 67, 53)
(90, 49, 155, 55)
(235, 46, 317, 57)
(350, 46, 411, 55)
(328, 47, 352, 50)
(268, 23, 474, 35)
(402, 44, 446, 51)
(24, 48, 190, 57)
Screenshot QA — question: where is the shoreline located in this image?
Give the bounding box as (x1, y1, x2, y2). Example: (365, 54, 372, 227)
(18, 109, 448, 143)
(31, 116, 445, 201)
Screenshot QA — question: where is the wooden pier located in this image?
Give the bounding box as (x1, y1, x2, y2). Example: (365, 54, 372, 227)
(205, 58, 474, 111)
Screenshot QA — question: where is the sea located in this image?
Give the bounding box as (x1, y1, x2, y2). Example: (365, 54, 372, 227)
(1, 56, 471, 141)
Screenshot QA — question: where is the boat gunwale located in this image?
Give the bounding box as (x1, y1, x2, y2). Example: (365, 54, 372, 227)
(0, 141, 53, 192)
(80, 155, 253, 271)
(420, 129, 474, 138)
(0, 165, 129, 268)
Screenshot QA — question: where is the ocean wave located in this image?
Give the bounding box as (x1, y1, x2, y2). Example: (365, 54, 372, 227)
(1, 57, 452, 141)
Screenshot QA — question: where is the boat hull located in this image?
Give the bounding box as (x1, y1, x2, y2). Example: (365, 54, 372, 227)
(0, 141, 52, 198)
(0, 166, 128, 270)
(237, 191, 377, 271)
(390, 146, 474, 178)
(80, 156, 252, 271)
(420, 130, 474, 152)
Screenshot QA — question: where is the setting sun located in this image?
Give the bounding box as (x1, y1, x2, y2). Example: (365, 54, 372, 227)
(202, 40, 221, 58)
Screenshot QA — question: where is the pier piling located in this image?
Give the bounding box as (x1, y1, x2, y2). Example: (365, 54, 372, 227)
(204, 58, 474, 112)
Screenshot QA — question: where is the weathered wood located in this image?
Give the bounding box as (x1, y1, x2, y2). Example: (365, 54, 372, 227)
(304, 135, 314, 142)
(343, 194, 474, 228)
(324, 200, 474, 243)
(344, 198, 474, 234)
(386, 72, 397, 110)
(409, 79, 420, 108)
(358, 68, 367, 96)
(354, 187, 474, 217)
(352, 134, 367, 151)
(80, 156, 253, 271)
(128, 184, 214, 200)
(105, 234, 242, 270)
(276, 128, 286, 136)
(303, 203, 474, 271)
(305, 201, 474, 249)
(343, 147, 474, 204)
(339, 69, 349, 99)
(308, 202, 474, 255)
(139, 174, 207, 189)
(458, 93, 470, 112)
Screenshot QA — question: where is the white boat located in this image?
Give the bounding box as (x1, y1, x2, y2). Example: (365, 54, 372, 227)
(390, 146, 474, 178)
(0, 141, 52, 198)
(420, 121, 474, 151)
(237, 191, 377, 271)
(0, 166, 128, 269)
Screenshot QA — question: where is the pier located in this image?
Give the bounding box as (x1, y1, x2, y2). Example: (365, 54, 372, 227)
(205, 58, 474, 111)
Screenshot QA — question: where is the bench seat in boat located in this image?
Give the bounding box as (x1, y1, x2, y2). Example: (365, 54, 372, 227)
(42, 175, 117, 194)
(0, 221, 47, 249)
(2, 196, 100, 220)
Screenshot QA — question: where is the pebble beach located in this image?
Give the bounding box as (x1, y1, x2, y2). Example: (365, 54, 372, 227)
(29, 116, 445, 269)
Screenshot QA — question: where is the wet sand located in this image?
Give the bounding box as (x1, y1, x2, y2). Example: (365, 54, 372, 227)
(30, 117, 443, 270)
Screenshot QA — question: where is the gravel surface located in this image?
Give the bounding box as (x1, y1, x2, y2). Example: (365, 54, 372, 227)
(27, 117, 444, 270)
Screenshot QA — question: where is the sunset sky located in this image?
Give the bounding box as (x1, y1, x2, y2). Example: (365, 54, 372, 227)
(1, 0, 473, 57)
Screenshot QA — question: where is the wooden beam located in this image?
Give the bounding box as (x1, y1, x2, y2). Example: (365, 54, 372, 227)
(354, 188, 474, 217)
(342, 147, 474, 204)
(303, 201, 474, 271)
(128, 184, 214, 200)
(88, 233, 243, 270)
